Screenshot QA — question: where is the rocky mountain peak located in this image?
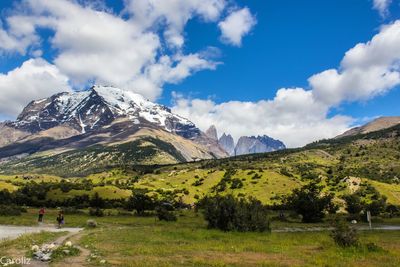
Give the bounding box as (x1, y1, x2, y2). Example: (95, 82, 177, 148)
(205, 125, 218, 141)
(235, 135, 286, 156)
(7, 85, 201, 139)
(218, 133, 235, 156)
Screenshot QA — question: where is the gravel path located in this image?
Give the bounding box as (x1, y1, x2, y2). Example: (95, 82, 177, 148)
(0, 225, 83, 241)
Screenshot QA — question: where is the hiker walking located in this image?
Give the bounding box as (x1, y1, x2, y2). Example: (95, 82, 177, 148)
(56, 210, 64, 228)
(38, 207, 45, 223)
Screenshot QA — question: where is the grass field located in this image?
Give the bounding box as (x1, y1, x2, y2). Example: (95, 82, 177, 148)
(1, 209, 400, 266)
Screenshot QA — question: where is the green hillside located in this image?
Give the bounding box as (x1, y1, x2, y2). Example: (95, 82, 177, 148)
(0, 136, 186, 176)
(0, 124, 399, 206)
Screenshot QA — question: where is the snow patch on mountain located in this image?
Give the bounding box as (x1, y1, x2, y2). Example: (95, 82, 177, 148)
(9, 85, 200, 139)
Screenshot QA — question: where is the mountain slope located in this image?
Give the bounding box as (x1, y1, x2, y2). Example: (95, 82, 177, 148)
(0, 86, 227, 167)
(336, 116, 400, 138)
(1, 114, 399, 207)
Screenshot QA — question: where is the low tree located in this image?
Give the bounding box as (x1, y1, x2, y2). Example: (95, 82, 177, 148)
(126, 192, 156, 215)
(282, 182, 337, 223)
(343, 194, 364, 215)
(90, 192, 105, 209)
(155, 204, 177, 222)
(200, 194, 270, 232)
(343, 183, 387, 217)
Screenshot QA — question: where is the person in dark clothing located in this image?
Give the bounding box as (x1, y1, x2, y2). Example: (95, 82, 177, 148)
(38, 207, 45, 223)
(56, 211, 64, 228)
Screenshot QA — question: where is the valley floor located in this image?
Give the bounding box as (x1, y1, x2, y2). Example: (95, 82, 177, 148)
(1, 209, 400, 266)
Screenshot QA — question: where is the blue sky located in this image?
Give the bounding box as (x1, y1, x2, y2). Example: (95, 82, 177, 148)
(164, 0, 400, 117)
(1, 0, 400, 147)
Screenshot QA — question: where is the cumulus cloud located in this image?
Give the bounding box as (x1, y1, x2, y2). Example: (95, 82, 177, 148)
(373, 0, 392, 17)
(218, 7, 256, 46)
(0, 0, 254, 117)
(172, 89, 352, 148)
(172, 20, 400, 147)
(0, 58, 71, 117)
(124, 0, 226, 48)
(311, 20, 400, 106)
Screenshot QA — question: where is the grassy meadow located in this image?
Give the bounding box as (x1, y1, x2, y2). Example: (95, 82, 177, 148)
(1, 209, 400, 266)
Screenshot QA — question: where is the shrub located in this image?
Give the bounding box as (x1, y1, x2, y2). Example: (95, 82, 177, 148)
(365, 242, 384, 252)
(192, 180, 204, 186)
(126, 192, 156, 215)
(331, 219, 358, 247)
(89, 207, 104, 217)
(201, 195, 270, 232)
(343, 183, 388, 216)
(368, 197, 387, 216)
(343, 194, 363, 215)
(282, 182, 337, 223)
(156, 205, 177, 221)
(63, 207, 85, 215)
(89, 192, 105, 208)
(230, 178, 244, 189)
(0, 205, 22, 216)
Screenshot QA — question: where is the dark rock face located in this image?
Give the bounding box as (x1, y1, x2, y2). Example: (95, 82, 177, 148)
(218, 133, 235, 156)
(205, 125, 218, 141)
(235, 135, 286, 156)
(8, 90, 115, 133)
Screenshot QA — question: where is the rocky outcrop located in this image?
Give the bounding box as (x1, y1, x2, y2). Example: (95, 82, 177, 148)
(235, 135, 286, 156)
(218, 133, 235, 156)
(205, 125, 218, 141)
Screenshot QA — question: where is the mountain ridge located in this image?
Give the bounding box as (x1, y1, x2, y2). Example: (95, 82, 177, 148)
(336, 116, 400, 139)
(0, 86, 228, 166)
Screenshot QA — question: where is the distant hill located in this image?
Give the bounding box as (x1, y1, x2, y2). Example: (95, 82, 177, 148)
(336, 116, 400, 138)
(1, 112, 399, 207)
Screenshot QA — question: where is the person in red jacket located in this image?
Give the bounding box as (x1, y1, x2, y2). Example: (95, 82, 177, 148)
(38, 207, 45, 223)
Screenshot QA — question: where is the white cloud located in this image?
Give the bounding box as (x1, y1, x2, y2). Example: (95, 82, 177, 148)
(373, 0, 392, 17)
(124, 0, 226, 48)
(0, 58, 71, 117)
(0, 0, 253, 116)
(171, 89, 352, 148)
(311, 20, 400, 106)
(0, 19, 38, 55)
(218, 7, 256, 46)
(172, 20, 400, 147)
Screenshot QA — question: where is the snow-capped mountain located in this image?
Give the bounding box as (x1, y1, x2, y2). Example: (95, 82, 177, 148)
(9, 85, 201, 139)
(0, 86, 227, 167)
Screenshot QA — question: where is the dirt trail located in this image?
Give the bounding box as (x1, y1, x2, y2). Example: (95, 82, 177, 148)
(0, 225, 81, 240)
(51, 231, 91, 267)
(27, 230, 83, 267)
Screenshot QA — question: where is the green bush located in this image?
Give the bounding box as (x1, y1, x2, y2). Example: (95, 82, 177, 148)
(343, 183, 388, 216)
(331, 219, 359, 247)
(0, 205, 23, 216)
(343, 194, 364, 215)
(89, 207, 104, 217)
(156, 206, 177, 222)
(201, 195, 270, 232)
(63, 207, 85, 215)
(282, 182, 337, 223)
(126, 192, 156, 216)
